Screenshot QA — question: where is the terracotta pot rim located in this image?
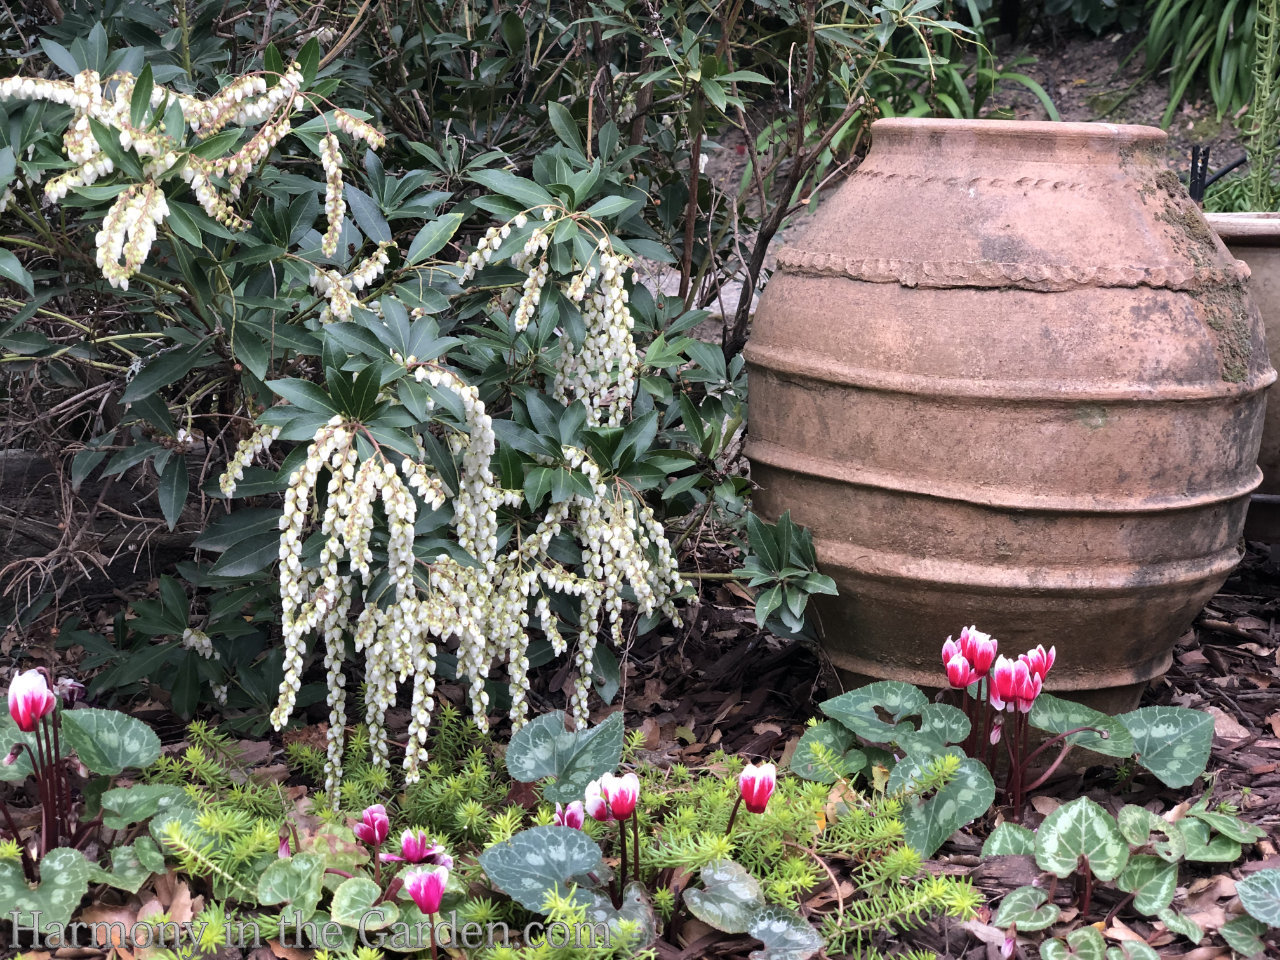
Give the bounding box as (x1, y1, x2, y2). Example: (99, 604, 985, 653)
(870, 116, 1167, 144)
(1206, 211, 1280, 245)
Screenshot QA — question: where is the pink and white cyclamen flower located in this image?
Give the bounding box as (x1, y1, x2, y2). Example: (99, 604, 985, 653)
(738, 762, 777, 814)
(404, 865, 449, 915)
(585, 772, 639, 821)
(8, 669, 56, 733)
(382, 829, 453, 868)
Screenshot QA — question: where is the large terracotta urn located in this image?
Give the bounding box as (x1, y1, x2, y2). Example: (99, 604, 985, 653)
(1205, 213, 1280, 541)
(745, 119, 1274, 712)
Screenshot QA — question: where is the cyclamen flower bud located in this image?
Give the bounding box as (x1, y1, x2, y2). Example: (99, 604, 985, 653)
(738, 762, 776, 814)
(554, 801, 584, 830)
(353, 804, 390, 847)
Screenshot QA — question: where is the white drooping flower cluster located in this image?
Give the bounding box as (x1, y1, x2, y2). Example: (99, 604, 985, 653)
(219, 423, 282, 497)
(459, 208, 641, 427)
(94, 182, 169, 290)
(554, 238, 640, 427)
(222, 316, 684, 800)
(310, 242, 394, 322)
(181, 627, 219, 661)
(0, 60, 381, 288)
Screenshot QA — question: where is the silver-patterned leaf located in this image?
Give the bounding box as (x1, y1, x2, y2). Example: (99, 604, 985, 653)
(683, 859, 765, 934)
(1115, 855, 1177, 915)
(982, 823, 1036, 857)
(331, 876, 397, 930)
(257, 852, 326, 923)
(789, 721, 866, 784)
(1236, 869, 1280, 927)
(1185, 801, 1265, 843)
(916, 702, 970, 745)
(901, 757, 996, 859)
(61, 707, 161, 775)
(583, 882, 658, 949)
(1105, 943, 1159, 960)
(746, 903, 824, 960)
(1040, 926, 1106, 960)
(1030, 694, 1133, 757)
(0, 847, 91, 927)
(1174, 818, 1243, 862)
(0, 712, 39, 781)
(992, 885, 1060, 932)
(1116, 805, 1185, 863)
(504, 711, 624, 802)
(478, 825, 602, 913)
(820, 681, 928, 743)
(1218, 915, 1267, 957)
(1035, 796, 1129, 881)
(1156, 907, 1203, 944)
(1117, 707, 1212, 788)
(87, 842, 155, 893)
(101, 784, 189, 829)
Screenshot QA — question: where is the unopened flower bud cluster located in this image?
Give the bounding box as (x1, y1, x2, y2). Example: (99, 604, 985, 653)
(0, 60, 383, 289)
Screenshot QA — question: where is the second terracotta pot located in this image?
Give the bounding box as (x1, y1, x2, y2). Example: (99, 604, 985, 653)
(1206, 212, 1280, 541)
(745, 119, 1274, 712)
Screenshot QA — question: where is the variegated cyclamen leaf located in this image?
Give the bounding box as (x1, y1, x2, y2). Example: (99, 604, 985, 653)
(789, 720, 866, 784)
(819, 681, 928, 743)
(87, 842, 155, 894)
(746, 903, 824, 960)
(1156, 907, 1203, 944)
(1117, 706, 1213, 788)
(683, 859, 765, 934)
(478, 825, 601, 913)
(1186, 801, 1265, 843)
(982, 822, 1036, 857)
(331, 876, 397, 930)
(583, 882, 658, 950)
(1116, 805, 1185, 863)
(257, 852, 326, 923)
(992, 885, 1060, 932)
(61, 707, 161, 775)
(1236, 869, 1280, 927)
(1029, 694, 1133, 758)
(101, 784, 189, 829)
(1105, 943, 1159, 960)
(901, 757, 996, 859)
(1040, 926, 1106, 960)
(0, 847, 91, 927)
(0, 712, 39, 781)
(1218, 915, 1268, 958)
(1035, 796, 1129, 881)
(916, 702, 970, 745)
(887, 745, 964, 796)
(504, 710, 624, 802)
(1174, 818, 1243, 862)
(1116, 855, 1177, 915)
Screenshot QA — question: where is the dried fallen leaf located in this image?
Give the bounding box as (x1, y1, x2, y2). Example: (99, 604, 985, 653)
(1032, 795, 1063, 816)
(1266, 711, 1280, 738)
(267, 939, 311, 960)
(1104, 918, 1146, 943)
(1206, 706, 1250, 740)
(752, 721, 782, 736)
(77, 906, 138, 948)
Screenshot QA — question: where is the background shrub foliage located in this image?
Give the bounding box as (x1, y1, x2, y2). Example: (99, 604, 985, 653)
(0, 0, 1035, 758)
